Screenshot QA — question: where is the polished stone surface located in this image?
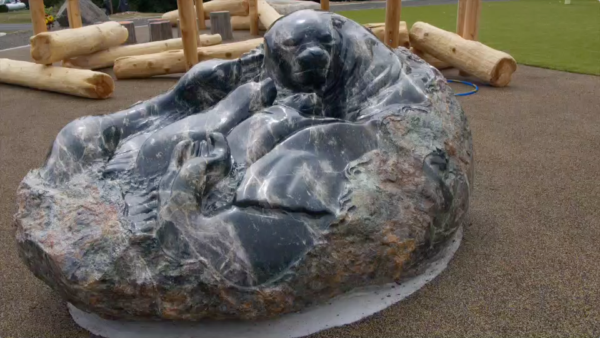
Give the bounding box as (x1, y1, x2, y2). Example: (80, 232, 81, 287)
(68, 227, 463, 338)
(15, 10, 473, 321)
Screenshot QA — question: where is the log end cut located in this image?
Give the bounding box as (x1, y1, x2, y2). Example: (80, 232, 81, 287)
(409, 21, 517, 87)
(491, 57, 517, 87)
(30, 34, 53, 64)
(86, 72, 115, 99)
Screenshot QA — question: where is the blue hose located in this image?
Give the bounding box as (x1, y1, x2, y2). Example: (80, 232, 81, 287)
(447, 79, 479, 97)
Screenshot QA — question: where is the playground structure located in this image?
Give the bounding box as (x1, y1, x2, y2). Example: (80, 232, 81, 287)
(0, 0, 516, 98)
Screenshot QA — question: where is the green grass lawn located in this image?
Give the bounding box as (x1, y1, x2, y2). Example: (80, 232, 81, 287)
(0, 9, 32, 24)
(340, 0, 600, 75)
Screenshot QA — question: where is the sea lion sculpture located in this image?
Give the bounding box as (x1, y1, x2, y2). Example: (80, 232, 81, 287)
(15, 10, 473, 320)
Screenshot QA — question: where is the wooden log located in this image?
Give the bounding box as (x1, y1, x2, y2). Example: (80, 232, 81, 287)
(366, 22, 409, 48)
(114, 38, 263, 79)
(410, 47, 452, 70)
(384, 0, 401, 48)
(29, 0, 47, 35)
(224, 15, 266, 30)
(30, 21, 128, 64)
(409, 22, 517, 87)
(120, 21, 137, 45)
(195, 0, 206, 30)
(321, 0, 329, 11)
(0, 58, 114, 99)
(67, 0, 83, 28)
(63, 34, 222, 69)
(150, 20, 173, 42)
(178, 16, 265, 32)
(257, 0, 281, 30)
(210, 11, 234, 41)
(178, 16, 265, 33)
(248, 0, 259, 35)
(177, 0, 199, 70)
(457, 0, 467, 37)
(162, 0, 249, 26)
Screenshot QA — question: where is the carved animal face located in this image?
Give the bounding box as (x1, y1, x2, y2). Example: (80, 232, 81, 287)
(264, 10, 336, 94)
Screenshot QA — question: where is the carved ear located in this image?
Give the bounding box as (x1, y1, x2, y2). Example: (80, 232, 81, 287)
(331, 16, 345, 30)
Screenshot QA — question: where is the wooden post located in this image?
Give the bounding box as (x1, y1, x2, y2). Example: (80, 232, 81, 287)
(195, 0, 206, 30)
(321, 0, 329, 11)
(384, 0, 401, 48)
(177, 0, 199, 70)
(29, 0, 47, 35)
(462, 0, 481, 41)
(248, 0, 259, 36)
(210, 11, 234, 41)
(150, 20, 173, 42)
(458, 0, 481, 76)
(120, 21, 137, 44)
(457, 0, 467, 37)
(108, 0, 113, 14)
(67, 0, 83, 28)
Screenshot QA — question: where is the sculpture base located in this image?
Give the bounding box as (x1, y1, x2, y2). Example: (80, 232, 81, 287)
(69, 227, 462, 338)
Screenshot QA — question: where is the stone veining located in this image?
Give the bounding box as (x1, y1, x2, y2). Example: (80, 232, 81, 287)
(15, 10, 473, 320)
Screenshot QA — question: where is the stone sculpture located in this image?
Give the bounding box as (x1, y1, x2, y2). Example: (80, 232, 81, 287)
(57, 0, 109, 27)
(15, 10, 473, 321)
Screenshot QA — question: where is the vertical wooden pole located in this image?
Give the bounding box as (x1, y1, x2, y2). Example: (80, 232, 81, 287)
(249, 0, 259, 35)
(68, 0, 83, 28)
(472, 0, 482, 41)
(177, 0, 199, 70)
(321, 0, 329, 11)
(457, 0, 467, 37)
(462, 0, 481, 41)
(195, 0, 206, 31)
(459, 0, 481, 76)
(29, 0, 47, 35)
(109, 0, 114, 15)
(384, 0, 401, 48)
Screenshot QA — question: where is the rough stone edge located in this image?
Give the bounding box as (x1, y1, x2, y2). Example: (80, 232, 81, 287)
(68, 226, 463, 338)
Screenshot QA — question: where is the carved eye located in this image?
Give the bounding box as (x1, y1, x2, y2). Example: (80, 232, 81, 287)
(283, 38, 297, 47)
(319, 34, 333, 44)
